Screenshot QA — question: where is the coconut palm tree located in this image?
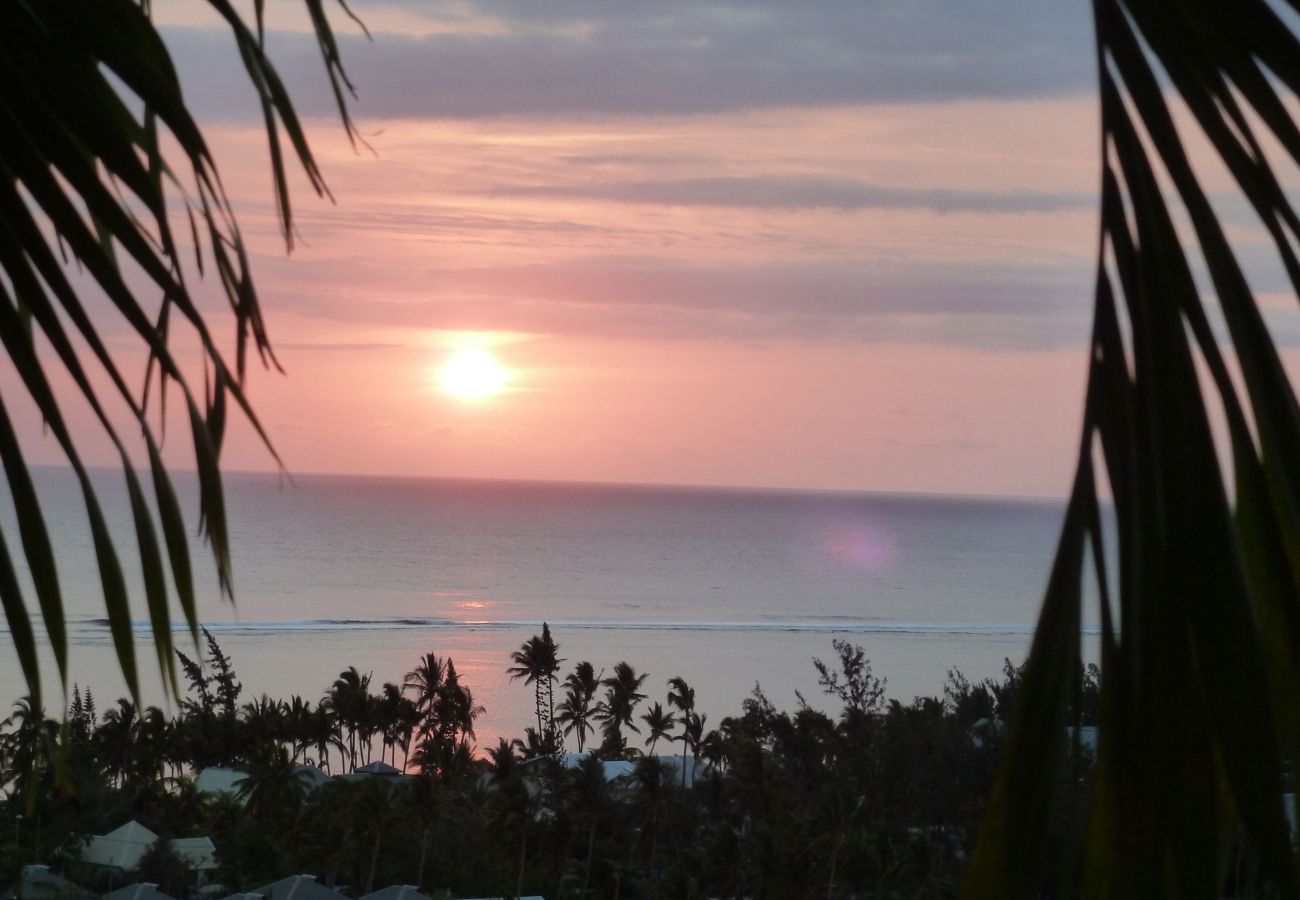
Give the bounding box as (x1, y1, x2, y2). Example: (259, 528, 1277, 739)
(568, 752, 612, 899)
(558, 661, 602, 753)
(349, 777, 407, 894)
(0, 696, 56, 805)
(667, 676, 697, 787)
(283, 695, 315, 763)
(135, 704, 171, 785)
(405, 652, 447, 739)
(434, 659, 485, 748)
(377, 681, 415, 767)
(237, 744, 305, 825)
(240, 694, 285, 759)
(965, 2, 1300, 897)
(408, 773, 442, 888)
(508, 623, 564, 750)
(326, 666, 372, 771)
(640, 701, 676, 757)
(680, 711, 708, 787)
(97, 697, 139, 788)
(627, 756, 678, 883)
(594, 662, 649, 759)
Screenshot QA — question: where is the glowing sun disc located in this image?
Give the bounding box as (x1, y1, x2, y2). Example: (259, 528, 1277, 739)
(440, 348, 508, 398)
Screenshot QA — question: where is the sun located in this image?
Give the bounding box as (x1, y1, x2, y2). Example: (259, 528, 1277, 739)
(439, 348, 509, 399)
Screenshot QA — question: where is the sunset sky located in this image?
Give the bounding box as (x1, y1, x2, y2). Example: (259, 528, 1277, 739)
(29, 0, 1290, 498)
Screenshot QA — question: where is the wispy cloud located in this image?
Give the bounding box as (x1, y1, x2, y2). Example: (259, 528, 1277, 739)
(490, 176, 1095, 214)
(252, 256, 1095, 349)
(275, 341, 406, 351)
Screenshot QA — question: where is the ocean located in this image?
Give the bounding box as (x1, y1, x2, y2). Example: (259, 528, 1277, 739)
(0, 468, 1075, 747)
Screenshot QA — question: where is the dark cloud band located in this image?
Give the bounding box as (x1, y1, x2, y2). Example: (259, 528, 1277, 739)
(165, 0, 1095, 121)
(490, 176, 1095, 214)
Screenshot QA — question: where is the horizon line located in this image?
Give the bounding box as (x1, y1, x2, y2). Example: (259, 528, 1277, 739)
(29, 461, 1070, 505)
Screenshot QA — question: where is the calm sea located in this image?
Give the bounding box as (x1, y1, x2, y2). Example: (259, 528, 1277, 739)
(0, 468, 1074, 747)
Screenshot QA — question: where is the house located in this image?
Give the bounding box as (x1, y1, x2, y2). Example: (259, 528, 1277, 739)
(227, 875, 347, 900)
(293, 765, 329, 792)
(197, 765, 329, 801)
(520, 753, 709, 786)
(358, 886, 432, 900)
(5, 865, 92, 900)
(195, 767, 248, 802)
(103, 884, 182, 900)
(340, 761, 409, 783)
(80, 821, 217, 875)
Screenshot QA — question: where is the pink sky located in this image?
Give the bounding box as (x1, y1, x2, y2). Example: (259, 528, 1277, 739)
(19, 0, 1299, 498)
(197, 96, 1100, 497)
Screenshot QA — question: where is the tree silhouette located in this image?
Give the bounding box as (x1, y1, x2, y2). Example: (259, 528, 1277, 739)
(0, 0, 360, 709)
(508, 624, 563, 752)
(640, 701, 676, 757)
(558, 661, 602, 754)
(667, 676, 696, 787)
(966, 1, 1300, 896)
(594, 662, 648, 759)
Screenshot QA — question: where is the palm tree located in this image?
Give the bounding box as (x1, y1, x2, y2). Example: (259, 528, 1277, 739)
(667, 676, 697, 787)
(594, 662, 648, 759)
(627, 756, 677, 883)
(558, 662, 602, 753)
(135, 705, 171, 785)
(568, 752, 613, 898)
(355, 688, 381, 766)
(0, 697, 55, 805)
(966, 3, 1300, 897)
(326, 666, 372, 771)
(408, 774, 442, 888)
(350, 777, 406, 894)
(237, 744, 306, 825)
(395, 692, 423, 772)
(405, 652, 447, 740)
(306, 703, 344, 773)
(488, 736, 521, 779)
(377, 682, 413, 767)
(0, 0, 360, 710)
(434, 659, 485, 748)
(508, 624, 563, 751)
(283, 695, 315, 763)
(240, 694, 285, 760)
(640, 701, 676, 757)
(486, 737, 538, 899)
(681, 711, 708, 786)
(97, 697, 139, 788)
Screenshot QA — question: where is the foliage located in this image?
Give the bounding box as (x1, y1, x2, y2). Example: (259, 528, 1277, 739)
(507, 622, 563, 754)
(813, 638, 888, 718)
(0, 0, 359, 710)
(1, 639, 1062, 899)
(594, 661, 650, 760)
(133, 838, 192, 897)
(557, 661, 602, 754)
(966, 1, 1300, 897)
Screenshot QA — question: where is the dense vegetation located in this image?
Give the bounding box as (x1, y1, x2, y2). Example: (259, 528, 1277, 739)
(0, 629, 1090, 899)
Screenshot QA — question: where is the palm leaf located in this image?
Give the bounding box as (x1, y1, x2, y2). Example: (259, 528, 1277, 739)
(966, 1, 1300, 896)
(0, 0, 360, 710)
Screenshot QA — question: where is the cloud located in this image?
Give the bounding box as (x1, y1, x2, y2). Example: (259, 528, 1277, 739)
(275, 341, 405, 351)
(490, 176, 1095, 214)
(164, 1, 1095, 121)
(252, 255, 1096, 349)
